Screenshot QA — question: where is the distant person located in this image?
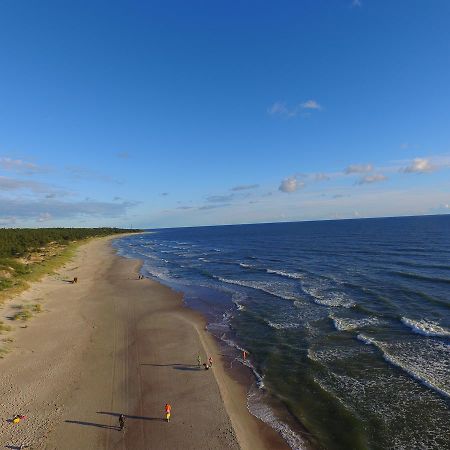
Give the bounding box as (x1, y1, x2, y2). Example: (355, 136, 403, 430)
(165, 403, 171, 422)
(118, 414, 125, 431)
(197, 355, 201, 367)
(12, 414, 26, 424)
(208, 356, 213, 367)
(243, 350, 248, 361)
(73, 277, 78, 284)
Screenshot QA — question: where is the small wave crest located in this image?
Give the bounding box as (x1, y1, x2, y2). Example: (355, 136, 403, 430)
(331, 315, 380, 331)
(267, 269, 304, 279)
(401, 317, 450, 337)
(267, 321, 300, 330)
(304, 287, 355, 308)
(215, 276, 298, 301)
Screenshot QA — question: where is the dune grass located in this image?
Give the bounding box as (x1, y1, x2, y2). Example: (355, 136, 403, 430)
(0, 320, 12, 333)
(0, 240, 83, 305)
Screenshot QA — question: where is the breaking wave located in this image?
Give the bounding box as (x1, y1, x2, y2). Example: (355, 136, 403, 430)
(401, 317, 450, 337)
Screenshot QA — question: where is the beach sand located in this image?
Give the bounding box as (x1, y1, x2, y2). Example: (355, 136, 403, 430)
(0, 236, 289, 449)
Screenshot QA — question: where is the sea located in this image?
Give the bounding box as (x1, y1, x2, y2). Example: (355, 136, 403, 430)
(113, 215, 450, 450)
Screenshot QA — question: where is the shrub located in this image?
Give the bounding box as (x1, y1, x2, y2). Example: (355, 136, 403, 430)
(0, 321, 12, 333)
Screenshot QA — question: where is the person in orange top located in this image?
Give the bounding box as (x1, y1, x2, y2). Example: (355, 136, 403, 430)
(165, 403, 171, 422)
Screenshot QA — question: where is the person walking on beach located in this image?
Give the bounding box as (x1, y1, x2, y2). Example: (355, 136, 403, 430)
(208, 356, 213, 367)
(243, 350, 248, 361)
(165, 403, 172, 422)
(197, 354, 201, 368)
(118, 414, 126, 431)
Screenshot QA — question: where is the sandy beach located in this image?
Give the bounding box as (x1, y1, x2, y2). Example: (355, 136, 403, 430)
(0, 236, 288, 449)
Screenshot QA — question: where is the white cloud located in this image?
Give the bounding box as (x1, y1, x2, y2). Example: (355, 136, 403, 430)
(279, 176, 305, 193)
(401, 158, 435, 173)
(0, 175, 67, 196)
(0, 157, 45, 174)
(206, 194, 236, 203)
(345, 163, 373, 174)
(300, 100, 322, 110)
(313, 172, 330, 182)
(37, 212, 52, 222)
(268, 100, 322, 118)
(231, 184, 259, 191)
(267, 102, 289, 116)
(357, 174, 388, 184)
(0, 197, 137, 222)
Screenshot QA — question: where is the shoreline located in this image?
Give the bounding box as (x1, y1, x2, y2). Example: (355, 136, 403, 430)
(0, 235, 289, 449)
(115, 237, 315, 450)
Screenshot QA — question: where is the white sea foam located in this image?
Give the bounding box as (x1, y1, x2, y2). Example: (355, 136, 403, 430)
(356, 334, 450, 399)
(215, 276, 298, 301)
(306, 288, 355, 308)
(267, 321, 300, 330)
(331, 315, 380, 331)
(247, 386, 307, 450)
(239, 262, 253, 268)
(401, 317, 450, 337)
(267, 269, 304, 279)
(356, 333, 376, 345)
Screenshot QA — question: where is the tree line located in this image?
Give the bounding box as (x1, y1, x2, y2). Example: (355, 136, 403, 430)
(0, 228, 140, 258)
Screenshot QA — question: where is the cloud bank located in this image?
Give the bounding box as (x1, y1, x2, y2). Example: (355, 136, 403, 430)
(401, 158, 435, 173)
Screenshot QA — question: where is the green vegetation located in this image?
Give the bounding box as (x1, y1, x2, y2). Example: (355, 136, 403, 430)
(0, 320, 12, 333)
(12, 307, 33, 321)
(0, 227, 138, 258)
(0, 227, 141, 301)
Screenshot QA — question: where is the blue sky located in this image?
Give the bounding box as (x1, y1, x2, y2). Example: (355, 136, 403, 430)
(1, 0, 450, 228)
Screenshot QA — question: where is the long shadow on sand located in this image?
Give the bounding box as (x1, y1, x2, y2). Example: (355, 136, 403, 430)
(141, 363, 202, 371)
(97, 411, 164, 422)
(65, 420, 118, 430)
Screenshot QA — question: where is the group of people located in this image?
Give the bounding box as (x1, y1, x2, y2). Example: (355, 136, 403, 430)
(116, 350, 248, 431)
(197, 355, 213, 370)
(117, 403, 172, 432)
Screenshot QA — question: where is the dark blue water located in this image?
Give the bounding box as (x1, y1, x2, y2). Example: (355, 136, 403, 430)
(114, 216, 450, 450)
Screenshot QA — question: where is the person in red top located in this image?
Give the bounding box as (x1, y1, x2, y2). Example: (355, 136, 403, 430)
(165, 403, 171, 422)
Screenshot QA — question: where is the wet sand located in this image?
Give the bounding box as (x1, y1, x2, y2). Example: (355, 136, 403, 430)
(0, 236, 288, 449)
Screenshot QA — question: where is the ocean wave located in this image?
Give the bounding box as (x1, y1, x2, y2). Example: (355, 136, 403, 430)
(303, 286, 355, 308)
(356, 333, 376, 345)
(331, 315, 380, 331)
(215, 276, 298, 301)
(247, 386, 308, 450)
(266, 269, 304, 279)
(219, 336, 265, 388)
(239, 262, 254, 269)
(356, 334, 450, 399)
(267, 321, 300, 330)
(391, 271, 450, 285)
(401, 317, 450, 337)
